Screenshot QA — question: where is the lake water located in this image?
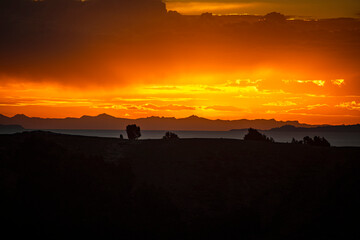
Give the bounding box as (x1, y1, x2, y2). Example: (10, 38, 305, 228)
(36, 129, 360, 147)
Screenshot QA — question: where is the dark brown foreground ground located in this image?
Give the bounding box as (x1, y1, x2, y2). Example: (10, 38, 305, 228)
(1, 131, 360, 239)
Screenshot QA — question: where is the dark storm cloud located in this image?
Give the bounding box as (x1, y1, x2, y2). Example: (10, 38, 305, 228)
(0, 0, 167, 82)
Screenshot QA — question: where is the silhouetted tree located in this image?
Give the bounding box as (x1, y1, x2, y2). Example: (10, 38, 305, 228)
(302, 136, 330, 147)
(313, 136, 331, 147)
(126, 124, 141, 140)
(163, 132, 179, 140)
(291, 138, 303, 144)
(167, 10, 182, 17)
(244, 128, 274, 143)
(303, 136, 314, 145)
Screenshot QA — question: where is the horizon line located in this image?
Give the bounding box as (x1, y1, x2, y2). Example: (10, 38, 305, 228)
(0, 112, 345, 126)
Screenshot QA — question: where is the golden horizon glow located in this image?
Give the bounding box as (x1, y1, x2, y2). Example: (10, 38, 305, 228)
(0, 1, 359, 125)
(1, 70, 359, 125)
(165, 1, 360, 18)
(166, 2, 263, 15)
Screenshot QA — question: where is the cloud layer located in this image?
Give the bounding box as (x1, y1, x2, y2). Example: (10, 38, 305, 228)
(0, 0, 360, 124)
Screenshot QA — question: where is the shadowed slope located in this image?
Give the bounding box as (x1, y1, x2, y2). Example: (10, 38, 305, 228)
(0, 131, 359, 239)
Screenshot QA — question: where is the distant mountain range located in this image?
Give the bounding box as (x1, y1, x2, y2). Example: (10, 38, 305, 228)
(0, 113, 315, 131)
(0, 114, 359, 133)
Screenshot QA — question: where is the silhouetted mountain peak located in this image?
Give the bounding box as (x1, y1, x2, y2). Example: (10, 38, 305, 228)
(12, 114, 30, 120)
(277, 125, 298, 130)
(0, 114, 9, 119)
(139, 116, 177, 121)
(80, 113, 115, 119)
(97, 113, 115, 119)
(183, 115, 206, 120)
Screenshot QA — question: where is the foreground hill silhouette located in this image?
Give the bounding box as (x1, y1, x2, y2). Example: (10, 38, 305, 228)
(1, 131, 360, 239)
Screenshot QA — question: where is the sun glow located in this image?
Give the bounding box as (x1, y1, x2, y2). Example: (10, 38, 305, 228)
(1, 68, 359, 125)
(165, 2, 261, 15)
(0, 2, 359, 125)
(331, 79, 345, 86)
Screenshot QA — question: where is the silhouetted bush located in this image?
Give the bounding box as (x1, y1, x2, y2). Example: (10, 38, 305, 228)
(126, 124, 141, 140)
(120, 134, 124, 140)
(292, 136, 331, 147)
(163, 132, 179, 140)
(264, 12, 286, 22)
(311, 136, 331, 147)
(244, 128, 274, 143)
(291, 138, 303, 144)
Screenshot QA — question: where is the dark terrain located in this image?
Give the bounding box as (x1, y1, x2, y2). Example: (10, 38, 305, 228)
(0, 124, 24, 134)
(1, 131, 360, 239)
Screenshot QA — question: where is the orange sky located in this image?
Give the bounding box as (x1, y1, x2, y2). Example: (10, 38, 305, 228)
(0, 0, 360, 125)
(165, 0, 360, 18)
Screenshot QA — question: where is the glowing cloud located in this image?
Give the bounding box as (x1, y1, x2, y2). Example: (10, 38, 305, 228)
(283, 80, 326, 87)
(331, 79, 345, 86)
(263, 101, 297, 107)
(336, 101, 360, 111)
(165, 2, 261, 15)
(0, 1, 360, 125)
(306, 104, 329, 110)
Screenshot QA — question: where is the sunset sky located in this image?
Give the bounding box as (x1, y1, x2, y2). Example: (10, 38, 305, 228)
(0, 0, 360, 125)
(166, 0, 360, 18)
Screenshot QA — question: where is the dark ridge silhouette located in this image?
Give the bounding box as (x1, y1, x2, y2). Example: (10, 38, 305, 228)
(269, 124, 360, 132)
(244, 128, 275, 143)
(0, 124, 25, 134)
(163, 131, 179, 140)
(0, 131, 359, 239)
(0, 113, 314, 130)
(126, 124, 141, 140)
